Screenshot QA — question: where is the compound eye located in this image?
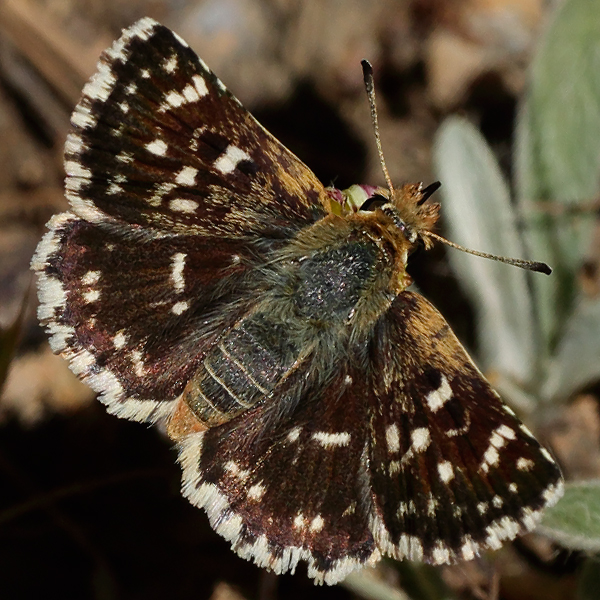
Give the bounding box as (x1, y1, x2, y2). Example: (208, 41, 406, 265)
(359, 194, 387, 211)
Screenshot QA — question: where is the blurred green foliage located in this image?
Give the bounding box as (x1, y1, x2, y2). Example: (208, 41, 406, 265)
(432, 0, 600, 579)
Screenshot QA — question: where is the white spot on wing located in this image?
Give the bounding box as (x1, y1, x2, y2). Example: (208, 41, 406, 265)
(162, 54, 178, 73)
(45, 324, 74, 353)
(411, 427, 431, 452)
(486, 516, 520, 544)
(460, 536, 478, 561)
(437, 461, 454, 483)
(81, 271, 101, 285)
(160, 90, 186, 110)
(431, 541, 450, 564)
(113, 331, 128, 350)
(110, 123, 125, 138)
(497, 425, 516, 440)
(116, 151, 133, 164)
(82, 289, 100, 303)
(542, 480, 564, 505)
(65, 133, 84, 155)
(169, 199, 198, 213)
(312, 431, 351, 448)
(224, 461, 250, 482)
(287, 426, 302, 443)
(480, 425, 516, 472)
(146, 139, 168, 156)
(131, 350, 146, 377)
(516, 457, 534, 471)
(247, 483, 266, 501)
(182, 84, 200, 103)
(214, 145, 252, 174)
(36, 274, 66, 320)
(293, 513, 306, 529)
(81, 64, 116, 103)
(69, 197, 105, 222)
(175, 166, 198, 186)
(70, 349, 95, 375)
(309, 515, 325, 533)
(172, 300, 190, 315)
(426, 375, 453, 412)
(71, 105, 96, 129)
(427, 496, 438, 516)
(489, 432, 505, 449)
(192, 74, 208, 97)
(147, 182, 176, 207)
(385, 424, 400, 453)
(31, 213, 70, 269)
(480, 446, 499, 473)
(171, 253, 186, 293)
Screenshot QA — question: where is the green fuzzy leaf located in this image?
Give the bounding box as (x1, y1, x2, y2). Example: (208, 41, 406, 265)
(433, 116, 540, 384)
(515, 0, 600, 344)
(542, 297, 600, 401)
(539, 481, 600, 553)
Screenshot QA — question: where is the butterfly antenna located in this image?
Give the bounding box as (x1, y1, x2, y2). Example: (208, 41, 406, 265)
(361, 60, 550, 276)
(361, 60, 394, 196)
(422, 230, 552, 275)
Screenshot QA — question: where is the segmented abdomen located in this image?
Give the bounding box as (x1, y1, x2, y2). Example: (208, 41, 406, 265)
(183, 312, 298, 426)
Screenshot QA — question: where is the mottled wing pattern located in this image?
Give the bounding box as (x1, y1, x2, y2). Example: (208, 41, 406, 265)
(179, 358, 379, 585)
(178, 291, 563, 584)
(367, 291, 564, 564)
(32, 18, 329, 423)
(65, 17, 328, 235)
(32, 214, 251, 422)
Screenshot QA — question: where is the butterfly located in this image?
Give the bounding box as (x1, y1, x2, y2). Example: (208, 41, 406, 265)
(31, 17, 563, 585)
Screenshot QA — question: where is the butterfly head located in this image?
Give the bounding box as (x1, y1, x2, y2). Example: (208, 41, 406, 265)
(383, 182, 441, 249)
(330, 181, 441, 250)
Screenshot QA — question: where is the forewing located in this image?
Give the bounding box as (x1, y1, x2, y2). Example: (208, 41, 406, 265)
(178, 361, 379, 585)
(66, 17, 328, 237)
(367, 291, 564, 564)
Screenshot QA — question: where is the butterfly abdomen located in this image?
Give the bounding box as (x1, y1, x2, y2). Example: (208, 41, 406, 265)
(183, 313, 300, 427)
